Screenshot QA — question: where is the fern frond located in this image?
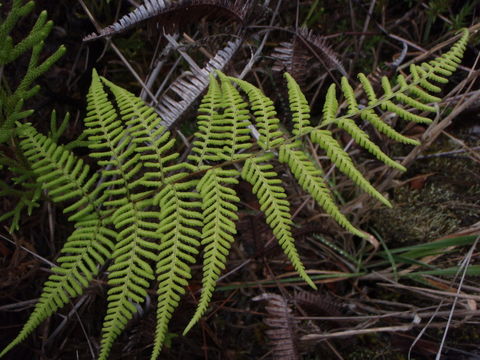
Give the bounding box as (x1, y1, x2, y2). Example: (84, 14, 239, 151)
(217, 72, 253, 160)
(380, 77, 432, 123)
(310, 129, 391, 206)
(335, 118, 406, 171)
(271, 38, 311, 85)
(297, 27, 347, 77)
(396, 74, 441, 103)
(229, 77, 284, 150)
(242, 154, 316, 288)
(189, 72, 252, 164)
(84, 70, 135, 164)
(318, 77, 406, 171)
(341, 77, 359, 115)
(359, 109, 420, 145)
(410, 64, 442, 93)
(188, 74, 224, 166)
(2, 28, 470, 360)
(83, 70, 166, 360)
(284, 72, 312, 136)
(184, 167, 240, 334)
(322, 83, 339, 124)
(101, 77, 184, 186)
(17, 123, 102, 221)
(271, 27, 346, 84)
(253, 293, 299, 360)
(83, 70, 145, 206)
(151, 182, 202, 359)
(0, 215, 116, 358)
(381, 99, 433, 124)
(83, 0, 250, 42)
(99, 199, 161, 360)
(358, 73, 378, 104)
(279, 142, 366, 238)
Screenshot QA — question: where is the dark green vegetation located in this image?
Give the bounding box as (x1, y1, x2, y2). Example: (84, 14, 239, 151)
(1, 1, 480, 359)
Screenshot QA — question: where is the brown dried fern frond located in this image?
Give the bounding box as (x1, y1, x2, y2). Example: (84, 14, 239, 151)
(83, 0, 252, 42)
(157, 38, 242, 128)
(295, 291, 345, 317)
(272, 27, 347, 84)
(253, 293, 299, 360)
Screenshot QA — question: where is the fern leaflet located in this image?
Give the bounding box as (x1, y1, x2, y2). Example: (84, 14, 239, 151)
(184, 168, 240, 334)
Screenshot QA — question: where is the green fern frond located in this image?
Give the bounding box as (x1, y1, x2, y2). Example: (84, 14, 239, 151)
(335, 118, 406, 171)
(241, 154, 316, 288)
(419, 63, 449, 84)
(322, 83, 340, 124)
(1, 28, 470, 360)
(189, 74, 223, 166)
(17, 123, 102, 221)
(410, 64, 442, 93)
(101, 78, 183, 186)
(84, 70, 165, 360)
(381, 99, 433, 124)
(380, 77, 432, 123)
(358, 73, 378, 104)
(392, 92, 436, 113)
(279, 142, 366, 238)
(0, 215, 116, 358)
(284, 72, 313, 136)
(310, 129, 391, 207)
(341, 77, 359, 115)
(360, 108, 420, 145)
(184, 168, 240, 334)
(189, 72, 252, 164)
(99, 200, 161, 360)
(229, 77, 285, 150)
(217, 72, 252, 160)
(83, 70, 145, 206)
(151, 182, 202, 359)
(397, 74, 441, 103)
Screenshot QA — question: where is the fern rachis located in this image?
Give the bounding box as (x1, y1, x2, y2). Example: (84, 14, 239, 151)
(0, 28, 470, 360)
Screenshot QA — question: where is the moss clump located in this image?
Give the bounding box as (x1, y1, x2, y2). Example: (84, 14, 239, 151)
(371, 152, 480, 245)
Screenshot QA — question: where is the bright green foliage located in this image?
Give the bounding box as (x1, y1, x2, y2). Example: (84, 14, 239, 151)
(0, 0, 65, 141)
(0, 29, 469, 360)
(285, 72, 313, 136)
(279, 141, 367, 238)
(152, 182, 202, 358)
(241, 154, 316, 288)
(0, 125, 115, 357)
(188, 74, 224, 165)
(83, 72, 164, 360)
(184, 167, 241, 334)
(229, 77, 284, 150)
(0, 0, 65, 230)
(16, 124, 102, 221)
(319, 28, 469, 176)
(310, 129, 391, 207)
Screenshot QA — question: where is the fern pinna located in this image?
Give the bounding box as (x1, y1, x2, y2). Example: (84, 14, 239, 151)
(1, 29, 469, 359)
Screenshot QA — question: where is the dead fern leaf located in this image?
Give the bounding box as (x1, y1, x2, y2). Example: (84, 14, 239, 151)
(157, 38, 242, 128)
(83, 0, 252, 42)
(272, 27, 346, 84)
(253, 293, 299, 360)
